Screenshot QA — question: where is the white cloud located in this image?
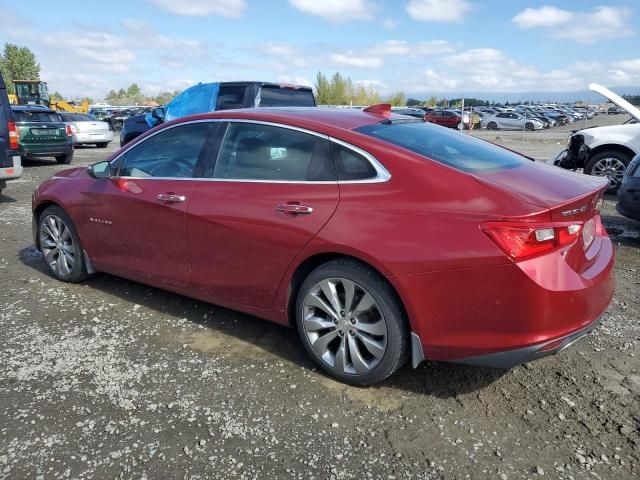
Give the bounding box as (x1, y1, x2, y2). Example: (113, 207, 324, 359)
(512, 6, 573, 28)
(382, 19, 398, 29)
(257, 42, 298, 56)
(288, 0, 374, 22)
(406, 0, 471, 23)
(613, 59, 640, 73)
(374, 39, 455, 57)
(331, 51, 383, 68)
(512, 5, 633, 43)
(147, 0, 246, 17)
(277, 75, 313, 87)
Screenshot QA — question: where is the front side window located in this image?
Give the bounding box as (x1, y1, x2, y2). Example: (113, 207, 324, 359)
(119, 122, 213, 178)
(213, 123, 335, 181)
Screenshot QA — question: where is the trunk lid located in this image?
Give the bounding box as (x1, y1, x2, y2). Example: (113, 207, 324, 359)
(74, 121, 109, 133)
(17, 121, 67, 144)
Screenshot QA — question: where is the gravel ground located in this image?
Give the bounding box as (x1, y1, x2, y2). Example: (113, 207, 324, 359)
(1, 124, 639, 479)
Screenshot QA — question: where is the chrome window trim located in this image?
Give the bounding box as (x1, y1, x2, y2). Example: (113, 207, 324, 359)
(109, 117, 391, 185)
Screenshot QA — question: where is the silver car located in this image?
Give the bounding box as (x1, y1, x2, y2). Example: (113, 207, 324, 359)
(59, 112, 114, 148)
(482, 112, 544, 131)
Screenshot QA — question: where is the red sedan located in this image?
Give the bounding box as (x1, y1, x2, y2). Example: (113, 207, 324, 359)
(424, 109, 462, 128)
(32, 104, 614, 385)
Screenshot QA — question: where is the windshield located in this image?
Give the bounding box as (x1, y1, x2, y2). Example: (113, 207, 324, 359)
(259, 86, 316, 107)
(355, 121, 528, 172)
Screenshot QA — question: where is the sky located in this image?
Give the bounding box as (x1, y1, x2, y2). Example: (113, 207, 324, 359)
(1, 0, 638, 100)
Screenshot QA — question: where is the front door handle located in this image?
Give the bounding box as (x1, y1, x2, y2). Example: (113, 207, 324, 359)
(157, 193, 186, 203)
(276, 203, 313, 215)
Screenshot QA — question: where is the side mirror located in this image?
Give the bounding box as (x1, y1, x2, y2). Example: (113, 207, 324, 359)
(151, 107, 165, 122)
(88, 161, 111, 179)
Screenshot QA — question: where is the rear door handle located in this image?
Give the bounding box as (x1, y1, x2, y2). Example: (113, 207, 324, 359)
(157, 193, 186, 203)
(276, 203, 313, 215)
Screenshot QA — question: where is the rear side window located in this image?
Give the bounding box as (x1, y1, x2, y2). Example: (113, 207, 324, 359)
(213, 122, 335, 181)
(13, 111, 62, 122)
(216, 85, 250, 111)
(355, 121, 527, 173)
(330, 142, 377, 181)
(259, 86, 316, 107)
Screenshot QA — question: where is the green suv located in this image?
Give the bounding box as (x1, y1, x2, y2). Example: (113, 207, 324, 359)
(11, 106, 73, 164)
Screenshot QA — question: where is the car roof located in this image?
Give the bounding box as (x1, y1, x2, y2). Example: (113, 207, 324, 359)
(11, 105, 56, 113)
(168, 107, 402, 132)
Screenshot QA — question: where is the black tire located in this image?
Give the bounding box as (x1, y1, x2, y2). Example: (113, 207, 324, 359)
(584, 151, 631, 193)
(55, 151, 74, 164)
(295, 258, 409, 386)
(38, 205, 90, 283)
(487, 121, 497, 130)
(96, 143, 109, 148)
(525, 122, 534, 131)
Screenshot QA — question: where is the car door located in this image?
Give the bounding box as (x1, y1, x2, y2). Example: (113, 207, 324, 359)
(81, 121, 220, 287)
(187, 121, 340, 309)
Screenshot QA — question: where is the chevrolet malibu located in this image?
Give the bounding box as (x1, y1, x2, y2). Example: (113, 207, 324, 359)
(32, 105, 615, 385)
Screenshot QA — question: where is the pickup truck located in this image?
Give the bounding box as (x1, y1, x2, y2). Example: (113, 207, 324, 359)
(0, 74, 23, 196)
(120, 81, 316, 146)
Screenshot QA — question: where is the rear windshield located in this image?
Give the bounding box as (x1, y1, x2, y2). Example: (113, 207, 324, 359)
(60, 113, 94, 121)
(355, 121, 527, 172)
(13, 110, 62, 123)
(259, 86, 316, 107)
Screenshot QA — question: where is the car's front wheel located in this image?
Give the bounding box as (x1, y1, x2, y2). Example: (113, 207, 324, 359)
(38, 206, 90, 282)
(584, 151, 631, 193)
(295, 259, 408, 385)
(487, 121, 497, 130)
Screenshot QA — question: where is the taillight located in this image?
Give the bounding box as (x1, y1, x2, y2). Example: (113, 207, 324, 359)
(65, 124, 73, 137)
(482, 222, 583, 261)
(8, 121, 19, 150)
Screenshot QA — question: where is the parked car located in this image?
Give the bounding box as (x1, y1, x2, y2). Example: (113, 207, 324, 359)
(120, 81, 316, 146)
(0, 74, 23, 196)
(11, 106, 73, 164)
(59, 112, 114, 148)
(483, 112, 544, 131)
(390, 107, 426, 119)
(608, 106, 624, 115)
(554, 84, 640, 192)
(617, 154, 640, 221)
(33, 104, 614, 385)
(424, 109, 462, 128)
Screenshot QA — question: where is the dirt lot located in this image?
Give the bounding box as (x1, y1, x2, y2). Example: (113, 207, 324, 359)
(1, 121, 639, 479)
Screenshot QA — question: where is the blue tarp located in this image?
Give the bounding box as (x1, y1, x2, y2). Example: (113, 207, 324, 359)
(145, 82, 220, 128)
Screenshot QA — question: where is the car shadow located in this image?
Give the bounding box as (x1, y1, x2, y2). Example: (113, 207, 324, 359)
(18, 244, 505, 398)
(21, 158, 58, 168)
(0, 193, 17, 203)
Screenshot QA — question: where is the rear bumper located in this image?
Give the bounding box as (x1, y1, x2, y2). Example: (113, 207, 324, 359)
(0, 155, 23, 181)
(21, 144, 73, 158)
(393, 230, 615, 369)
(74, 131, 114, 144)
(454, 314, 602, 368)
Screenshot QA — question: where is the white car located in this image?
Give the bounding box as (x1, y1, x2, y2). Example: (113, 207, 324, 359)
(554, 83, 640, 192)
(482, 112, 544, 131)
(59, 112, 114, 148)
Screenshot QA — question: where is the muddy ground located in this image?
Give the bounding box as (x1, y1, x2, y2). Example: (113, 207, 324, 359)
(1, 122, 639, 479)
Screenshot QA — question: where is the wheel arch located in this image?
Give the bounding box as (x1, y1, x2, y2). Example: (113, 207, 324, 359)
(285, 252, 411, 331)
(588, 144, 636, 163)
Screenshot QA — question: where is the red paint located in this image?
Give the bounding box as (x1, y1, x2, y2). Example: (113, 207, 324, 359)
(33, 108, 615, 364)
(423, 110, 462, 128)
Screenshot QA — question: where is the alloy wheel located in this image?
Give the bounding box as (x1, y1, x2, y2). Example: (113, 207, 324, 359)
(591, 157, 626, 189)
(39, 215, 76, 277)
(302, 277, 387, 375)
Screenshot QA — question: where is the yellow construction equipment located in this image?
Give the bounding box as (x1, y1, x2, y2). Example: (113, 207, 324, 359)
(10, 80, 89, 113)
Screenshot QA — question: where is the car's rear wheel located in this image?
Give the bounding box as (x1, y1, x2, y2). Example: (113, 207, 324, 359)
(584, 151, 631, 193)
(295, 259, 408, 385)
(38, 206, 90, 283)
(525, 122, 534, 131)
(55, 151, 74, 164)
(487, 121, 497, 130)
